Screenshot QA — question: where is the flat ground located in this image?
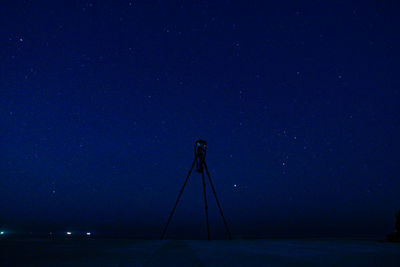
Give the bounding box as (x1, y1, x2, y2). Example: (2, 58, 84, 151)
(1, 238, 399, 266)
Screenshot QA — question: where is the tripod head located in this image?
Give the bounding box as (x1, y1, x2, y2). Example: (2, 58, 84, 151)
(194, 139, 207, 173)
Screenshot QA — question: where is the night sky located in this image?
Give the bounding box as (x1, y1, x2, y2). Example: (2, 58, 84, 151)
(1, 1, 399, 239)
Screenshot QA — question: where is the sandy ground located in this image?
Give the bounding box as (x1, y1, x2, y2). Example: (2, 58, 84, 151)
(1, 238, 399, 266)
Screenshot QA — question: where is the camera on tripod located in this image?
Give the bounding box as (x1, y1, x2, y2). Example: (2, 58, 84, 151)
(161, 139, 232, 240)
(194, 139, 207, 173)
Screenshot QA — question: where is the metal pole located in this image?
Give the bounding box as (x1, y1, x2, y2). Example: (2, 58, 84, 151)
(204, 162, 232, 240)
(160, 158, 196, 240)
(201, 165, 211, 240)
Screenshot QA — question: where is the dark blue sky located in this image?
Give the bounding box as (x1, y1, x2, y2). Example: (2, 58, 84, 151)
(1, 0, 399, 238)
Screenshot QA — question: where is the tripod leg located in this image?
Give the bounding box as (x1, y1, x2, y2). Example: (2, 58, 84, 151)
(204, 162, 232, 240)
(160, 158, 196, 240)
(201, 168, 211, 241)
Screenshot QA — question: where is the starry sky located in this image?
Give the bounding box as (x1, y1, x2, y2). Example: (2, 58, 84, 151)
(1, 0, 399, 239)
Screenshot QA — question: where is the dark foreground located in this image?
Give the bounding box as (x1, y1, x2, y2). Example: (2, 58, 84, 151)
(1, 238, 399, 266)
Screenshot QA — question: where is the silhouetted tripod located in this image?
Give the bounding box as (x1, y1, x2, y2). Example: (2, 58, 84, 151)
(160, 140, 232, 240)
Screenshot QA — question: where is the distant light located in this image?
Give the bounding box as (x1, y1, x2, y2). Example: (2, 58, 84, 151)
(0, 231, 4, 235)
(86, 232, 91, 236)
(66, 232, 72, 235)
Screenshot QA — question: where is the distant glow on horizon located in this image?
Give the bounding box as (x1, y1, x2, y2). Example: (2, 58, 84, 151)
(86, 232, 91, 236)
(0, 231, 4, 235)
(66, 232, 72, 235)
